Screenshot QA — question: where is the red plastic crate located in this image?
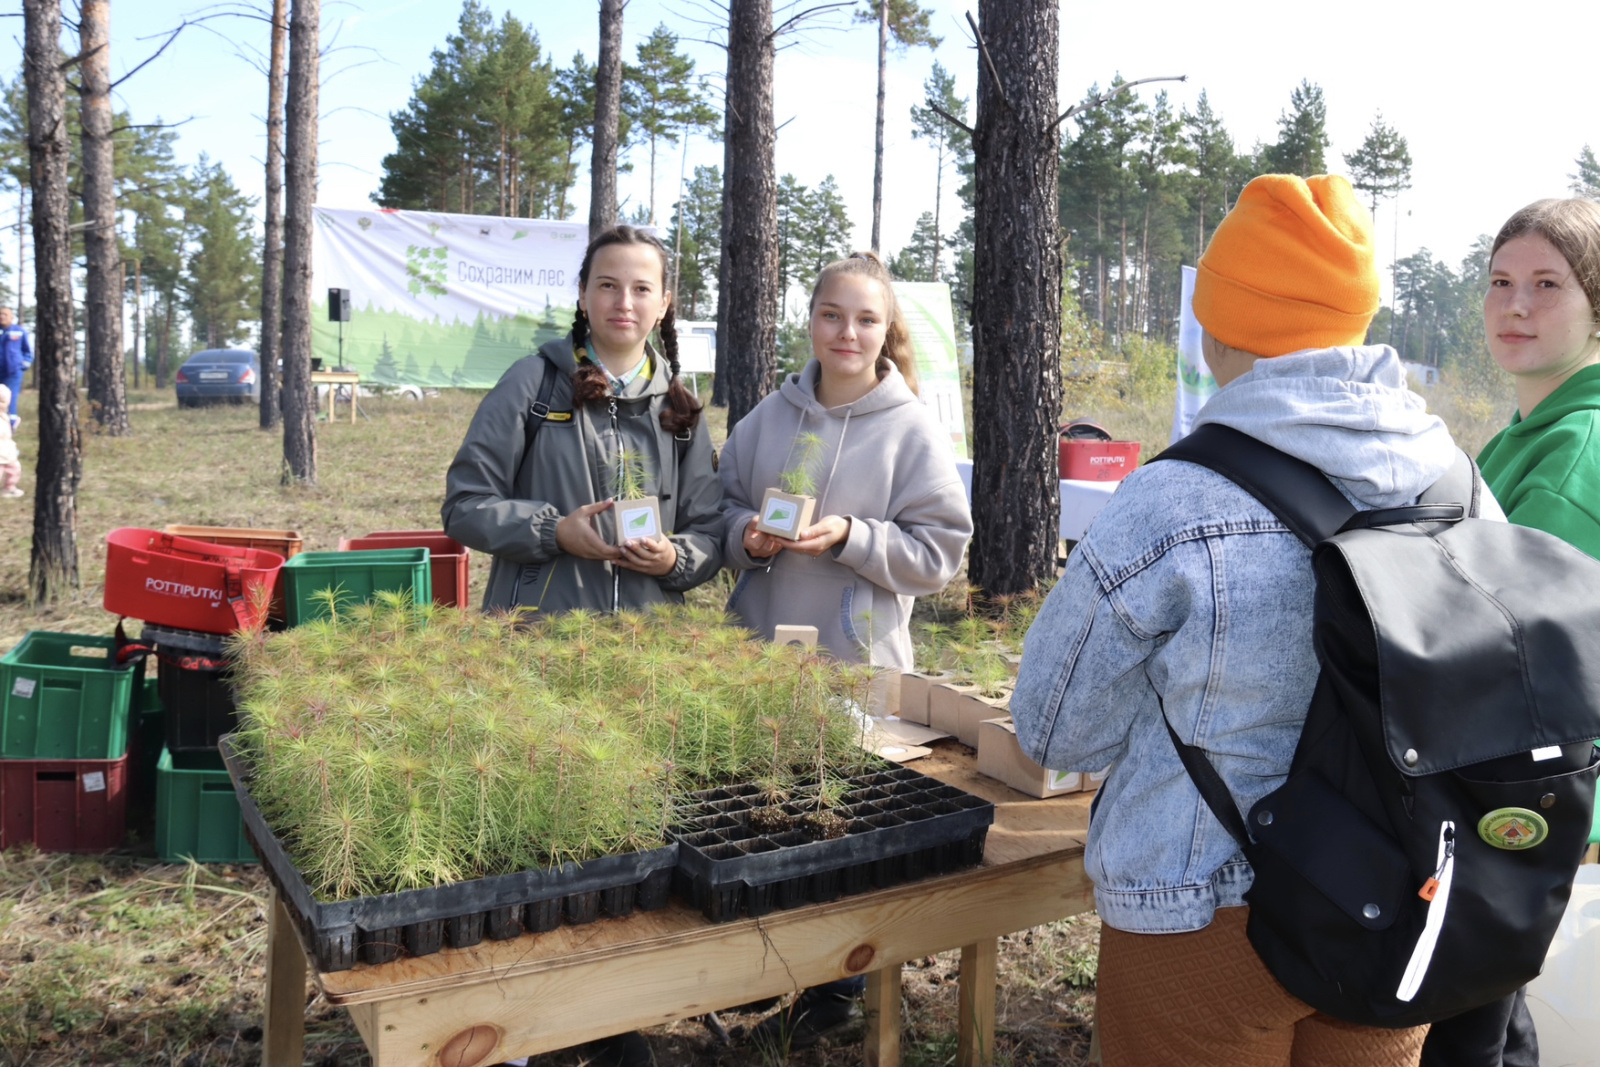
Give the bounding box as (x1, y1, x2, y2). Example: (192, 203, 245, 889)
(337, 531, 472, 608)
(0, 753, 129, 851)
(104, 529, 285, 634)
(1059, 439, 1141, 482)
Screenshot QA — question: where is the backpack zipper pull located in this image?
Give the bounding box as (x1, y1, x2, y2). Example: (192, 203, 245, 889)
(1398, 821, 1456, 1002)
(1418, 827, 1455, 901)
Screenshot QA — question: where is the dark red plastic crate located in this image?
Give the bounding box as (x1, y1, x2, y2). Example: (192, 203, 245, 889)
(1, 753, 129, 851)
(338, 531, 471, 608)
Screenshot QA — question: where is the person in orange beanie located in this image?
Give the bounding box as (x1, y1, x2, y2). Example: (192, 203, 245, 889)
(1011, 174, 1490, 1066)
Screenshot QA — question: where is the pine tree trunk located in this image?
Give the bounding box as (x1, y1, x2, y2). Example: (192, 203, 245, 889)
(713, 0, 779, 426)
(1117, 215, 1127, 344)
(589, 0, 623, 235)
(931, 142, 943, 281)
(259, 0, 287, 430)
(870, 0, 886, 252)
(79, 0, 126, 436)
(280, 0, 318, 485)
(648, 135, 657, 225)
(25, 0, 81, 603)
(1094, 199, 1104, 329)
(132, 258, 141, 388)
(968, 0, 1060, 600)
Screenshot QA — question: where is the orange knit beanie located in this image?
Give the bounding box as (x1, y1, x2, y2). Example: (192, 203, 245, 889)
(1194, 174, 1379, 357)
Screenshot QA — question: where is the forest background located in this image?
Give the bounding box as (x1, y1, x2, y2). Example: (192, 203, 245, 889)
(1, 0, 1597, 428)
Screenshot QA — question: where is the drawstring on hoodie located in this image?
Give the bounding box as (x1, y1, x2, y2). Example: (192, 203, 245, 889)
(816, 408, 852, 518)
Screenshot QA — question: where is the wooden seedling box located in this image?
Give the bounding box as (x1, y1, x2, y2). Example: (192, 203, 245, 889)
(899, 671, 954, 726)
(868, 671, 900, 718)
(977, 717, 1083, 798)
(609, 496, 663, 546)
(929, 682, 981, 740)
(756, 488, 816, 540)
(957, 690, 1011, 748)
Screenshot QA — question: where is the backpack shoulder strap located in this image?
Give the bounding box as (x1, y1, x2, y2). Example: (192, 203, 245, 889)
(513, 352, 563, 491)
(1152, 423, 1361, 852)
(1154, 424, 1357, 548)
(1161, 711, 1253, 851)
(1418, 448, 1480, 517)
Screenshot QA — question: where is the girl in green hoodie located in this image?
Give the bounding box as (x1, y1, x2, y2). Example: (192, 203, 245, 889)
(1424, 199, 1600, 1067)
(1476, 198, 1600, 559)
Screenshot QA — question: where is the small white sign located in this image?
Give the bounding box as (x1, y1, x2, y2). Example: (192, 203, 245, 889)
(1532, 746, 1564, 762)
(11, 677, 36, 699)
(762, 497, 798, 533)
(81, 771, 106, 793)
(619, 505, 658, 539)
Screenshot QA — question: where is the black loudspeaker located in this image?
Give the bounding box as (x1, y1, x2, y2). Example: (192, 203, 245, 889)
(328, 288, 352, 322)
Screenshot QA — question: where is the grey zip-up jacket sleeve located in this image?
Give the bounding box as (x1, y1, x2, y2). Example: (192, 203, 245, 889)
(443, 352, 565, 565)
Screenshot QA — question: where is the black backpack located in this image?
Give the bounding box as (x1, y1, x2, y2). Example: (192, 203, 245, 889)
(1154, 424, 1600, 1029)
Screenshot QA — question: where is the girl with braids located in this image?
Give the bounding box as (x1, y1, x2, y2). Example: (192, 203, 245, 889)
(443, 224, 722, 618)
(723, 252, 972, 1051)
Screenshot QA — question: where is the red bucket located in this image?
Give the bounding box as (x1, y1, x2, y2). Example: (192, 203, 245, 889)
(104, 528, 285, 634)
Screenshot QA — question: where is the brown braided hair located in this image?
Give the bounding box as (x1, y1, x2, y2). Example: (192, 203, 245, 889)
(571, 225, 702, 433)
(806, 250, 920, 396)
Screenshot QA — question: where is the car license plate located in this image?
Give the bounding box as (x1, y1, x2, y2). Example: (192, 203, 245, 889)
(199, 371, 229, 380)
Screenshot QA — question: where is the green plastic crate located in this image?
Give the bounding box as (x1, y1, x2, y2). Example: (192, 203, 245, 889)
(0, 631, 135, 759)
(155, 747, 255, 864)
(281, 548, 432, 626)
(132, 675, 164, 811)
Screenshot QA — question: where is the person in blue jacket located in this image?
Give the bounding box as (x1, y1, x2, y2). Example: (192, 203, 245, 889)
(0, 307, 32, 428)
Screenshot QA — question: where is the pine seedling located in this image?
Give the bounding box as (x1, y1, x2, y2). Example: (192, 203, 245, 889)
(780, 432, 827, 497)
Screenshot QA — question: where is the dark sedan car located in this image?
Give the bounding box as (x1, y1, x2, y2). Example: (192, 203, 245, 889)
(175, 348, 259, 406)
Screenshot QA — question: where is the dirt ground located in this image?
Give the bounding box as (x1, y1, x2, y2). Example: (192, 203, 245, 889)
(0, 845, 1100, 1067)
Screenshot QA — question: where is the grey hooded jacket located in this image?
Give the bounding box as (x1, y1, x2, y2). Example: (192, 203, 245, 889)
(1011, 345, 1498, 934)
(442, 337, 723, 614)
(720, 359, 972, 669)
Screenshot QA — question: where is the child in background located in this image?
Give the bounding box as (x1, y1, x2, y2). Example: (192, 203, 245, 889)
(0, 385, 22, 498)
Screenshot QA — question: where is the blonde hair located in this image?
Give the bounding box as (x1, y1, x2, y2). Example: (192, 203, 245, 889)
(1491, 198, 1600, 324)
(807, 251, 919, 395)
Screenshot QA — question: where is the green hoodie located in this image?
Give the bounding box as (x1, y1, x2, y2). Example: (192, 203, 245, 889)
(1477, 362, 1600, 559)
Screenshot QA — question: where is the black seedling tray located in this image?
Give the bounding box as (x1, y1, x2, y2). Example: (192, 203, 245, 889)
(219, 736, 678, 972)
(672, 765, 994, 923)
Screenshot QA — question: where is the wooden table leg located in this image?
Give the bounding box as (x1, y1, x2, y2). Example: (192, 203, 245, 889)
(264, 889, 306, 1067)
(956, 939, 997, 1067)
(863, 963, 902, 1067)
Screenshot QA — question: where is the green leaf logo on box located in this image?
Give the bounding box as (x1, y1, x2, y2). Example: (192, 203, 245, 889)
(764, 501, 795, 530)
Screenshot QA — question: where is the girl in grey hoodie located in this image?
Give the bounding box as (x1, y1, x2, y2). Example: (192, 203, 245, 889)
(723, 251, 972, 1050)
(720, 252, 972, 671)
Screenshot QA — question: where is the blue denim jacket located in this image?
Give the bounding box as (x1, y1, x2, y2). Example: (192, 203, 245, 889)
(1011, 345, 1464, 934)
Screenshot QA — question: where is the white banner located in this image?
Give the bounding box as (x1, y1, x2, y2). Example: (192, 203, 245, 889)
(893, 282, 969, 460)
(1172, 265, 1217, 443)
(311, 206, 586, 388)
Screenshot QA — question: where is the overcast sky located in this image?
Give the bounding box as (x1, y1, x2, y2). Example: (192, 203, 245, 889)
(16, 0, 1600, 305)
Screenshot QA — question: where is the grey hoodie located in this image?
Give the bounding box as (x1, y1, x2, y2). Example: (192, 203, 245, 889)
(442, 337, 723, 614)
(1012, 344, 1499, 933)
(720, 359, 972, 669)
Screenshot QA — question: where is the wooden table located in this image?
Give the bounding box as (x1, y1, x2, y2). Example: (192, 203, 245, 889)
(310, 370, 361, 424)
(263, 742, 1096, 1067)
